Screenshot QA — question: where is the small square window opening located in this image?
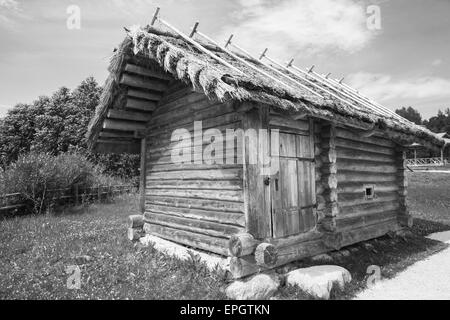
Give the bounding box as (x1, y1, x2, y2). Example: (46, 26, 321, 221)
(364, 185, 375, 200)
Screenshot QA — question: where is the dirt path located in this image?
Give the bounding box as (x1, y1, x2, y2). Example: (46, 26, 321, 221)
(355, 231, 450, 300)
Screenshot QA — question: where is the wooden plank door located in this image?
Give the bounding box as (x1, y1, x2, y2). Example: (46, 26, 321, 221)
(271, 130, 316, 238)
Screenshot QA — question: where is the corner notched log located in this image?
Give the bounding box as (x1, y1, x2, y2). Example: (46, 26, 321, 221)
(128, 214, 144, 229)
(254, 243, 278, 267)
(127, 227, 144, 241)
(398, 215, 413, 228)
(323, 232, 344, 251)
(228, 233, 260, 257)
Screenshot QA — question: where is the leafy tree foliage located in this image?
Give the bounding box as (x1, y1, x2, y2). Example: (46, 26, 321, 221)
(0, 77, 139, 180)
(395, 106, 423, 125)
(423, 108, 450, 135)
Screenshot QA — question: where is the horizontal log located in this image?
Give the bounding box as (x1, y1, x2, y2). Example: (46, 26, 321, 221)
(339, 200, 400, 216)
(146, 179, 243, 191)
(335, 210, 398, 231)
(99, 131, 136, 139)
(269, 115, 309, 131)
(147, 163, 243, 174)
(334, 127, 395, 148)
(341, 218, 401, 247)
(145, 196, 243, 213)
(124, 63, 172, 81)
(144, 211, 243, 238)
(229, 219, 402, 279)
(128, 215, 144, 229)
(153, 91, 207, 117)
(337, 181, 399, 194)
(145, 203, 245, 227)
(102, 119, 146, 132)
(120, 74, 169, 92)
(94, 140, 140, 154)
(229, 256, 267, 279)
(337, 171, 398, 183)
(146, 188, 243, 202)
(338, 191, 399, 205)
(148, 114, 242, 141)
(143, 222, 229, 256)
(146, 168, 242, 181)
(127, 88, 163, 102)
(125, 98, 157, 112)
(336, 147, 396, 163)
(107, 109, 152, 122)
(150, 99, 225, 128)
(337, 160, 398, 173)
(335, 138, 395, 156)
(147, 122, 242, 150)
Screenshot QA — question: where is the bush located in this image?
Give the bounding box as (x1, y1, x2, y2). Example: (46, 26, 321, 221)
(0, 151, 125, 214)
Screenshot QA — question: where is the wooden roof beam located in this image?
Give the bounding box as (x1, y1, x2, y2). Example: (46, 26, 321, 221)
(127, 89, 162, 102)
(120, 74, 168, 92)
(107, 109, 153, 122)
(124, 63, 172, 81)
(102, 119, 146, 132)
(125, 97, 157, 112)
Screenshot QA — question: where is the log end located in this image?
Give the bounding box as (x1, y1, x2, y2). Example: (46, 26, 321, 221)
(127, 227, 143, 241)
(128, 214, 144, 229)
(254, 243, 278, 267)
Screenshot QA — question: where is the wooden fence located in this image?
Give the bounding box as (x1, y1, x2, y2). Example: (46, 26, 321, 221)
(406, 157, 448, 167)
(0, 184, 134, 214)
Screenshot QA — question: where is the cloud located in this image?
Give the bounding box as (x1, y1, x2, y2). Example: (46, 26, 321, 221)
(218, 0, 376, 59)
(0, 0, 28, 29)
(431, 59, 443, 67)
(346, 72, 450, 102)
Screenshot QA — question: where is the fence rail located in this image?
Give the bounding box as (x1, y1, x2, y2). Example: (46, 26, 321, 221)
(0, 184, 134, 214)
(406, 157, 448, 167)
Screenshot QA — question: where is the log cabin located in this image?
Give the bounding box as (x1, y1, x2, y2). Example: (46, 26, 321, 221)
(86, 24, 446, 279)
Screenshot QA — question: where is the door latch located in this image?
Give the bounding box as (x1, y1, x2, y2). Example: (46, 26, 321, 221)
(263, 177, 271, 186)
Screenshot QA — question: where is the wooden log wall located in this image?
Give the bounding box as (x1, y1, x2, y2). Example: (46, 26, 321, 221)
(334, 126, 402, 232)
(143, 83, 246, 256)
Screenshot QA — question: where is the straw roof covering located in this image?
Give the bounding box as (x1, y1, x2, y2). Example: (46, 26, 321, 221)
(87, 25, 445, 151)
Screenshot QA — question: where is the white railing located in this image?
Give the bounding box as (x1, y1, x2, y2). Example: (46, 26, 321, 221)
(406, 157, 447, 167)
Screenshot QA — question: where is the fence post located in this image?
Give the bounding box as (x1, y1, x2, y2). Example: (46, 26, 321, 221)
(98, 185, 102, 203)
(74, 184, 79, 205)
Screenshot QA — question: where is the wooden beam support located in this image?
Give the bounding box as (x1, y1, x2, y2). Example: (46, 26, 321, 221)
(125, 98, 158, 112)
(124, 63, 172, 81)
(120, 74, 169, 92)
(99, 131, 136, 139)
(95, 140, 140, 154)
(103, 119, 146, 132)
(127, 89, 162, 102)
(107, 109, 153, 122)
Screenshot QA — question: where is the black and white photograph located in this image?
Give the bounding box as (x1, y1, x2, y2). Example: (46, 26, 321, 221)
(0, 0, 449, 306)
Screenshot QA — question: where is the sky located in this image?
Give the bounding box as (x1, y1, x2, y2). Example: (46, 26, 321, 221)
(0, 0, 449, 119)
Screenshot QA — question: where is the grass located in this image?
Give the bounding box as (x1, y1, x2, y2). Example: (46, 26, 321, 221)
(0, 172, 449, 300)
(0, 194, 226, 300)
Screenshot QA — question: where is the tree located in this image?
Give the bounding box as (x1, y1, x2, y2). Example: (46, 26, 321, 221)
(0, 76, 139, 180)
(395, 106, 423, 125)
(0, 77, 102, 164)
(424, 108, 450, 135)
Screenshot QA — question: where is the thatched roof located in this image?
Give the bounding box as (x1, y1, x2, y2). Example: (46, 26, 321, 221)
(87, 25, 445, 151)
